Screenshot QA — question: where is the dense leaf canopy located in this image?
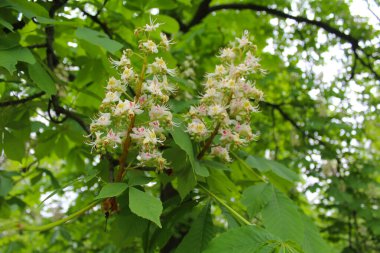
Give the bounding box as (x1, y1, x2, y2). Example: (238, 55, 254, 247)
(0, 0, 379, 252)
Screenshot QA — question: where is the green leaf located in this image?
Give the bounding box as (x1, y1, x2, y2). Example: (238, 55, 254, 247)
(301, 216, 335, 253)
(126, 170, 152, 186)
(203, 225, 301, 253)
(3, 0, 48, 19)
(156, 15, 180, 34)
(261, 186, 304, 244)
(241, 183, 273, 218)
(175, 203, 215, 253)
(146, 0, 178, 10)
(95, 183, 128, 199)
(202, 160, 231, 171)
(76, 27, 123, 54)
(175, 165, 197, 199)
(110, 208, 149, 247)
(0, 175, 13, 197)
(129, 187, 163, 227)
(170, 121, 194, 161)
(170, 119, 207, 177)
(0, 16, 13, 31)
(3, 130, 25, 162)
(246, 156, 298, 182)
(0, 47, 35, 74)
(28, 62, 57, 95)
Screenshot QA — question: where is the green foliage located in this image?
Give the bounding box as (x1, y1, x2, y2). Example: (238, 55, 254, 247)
(95, 183, 128, 199)
(203, 226, 302, 253)
(0, 0, 379, 252)
(175, 203, 215, 253)
(129, 187, 163, 228)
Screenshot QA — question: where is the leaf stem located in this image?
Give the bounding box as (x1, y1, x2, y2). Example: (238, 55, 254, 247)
(16, 201, 100, 232)
(198, 184, 251, 226)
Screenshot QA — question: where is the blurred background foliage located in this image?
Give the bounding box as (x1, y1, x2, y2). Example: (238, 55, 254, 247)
(0, 0, 379, 252)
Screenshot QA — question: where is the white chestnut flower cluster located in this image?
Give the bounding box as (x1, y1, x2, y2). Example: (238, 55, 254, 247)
(186, 31, 264, 162)
(89, 19, 176, 171)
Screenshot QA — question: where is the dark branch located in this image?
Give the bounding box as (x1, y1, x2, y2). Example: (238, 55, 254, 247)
(46, 0, 67, 69)
(28, 43, 48, 49)
(182, 0, 212, 33)
(354, 49, 380, 79)
(3, 20, 26, 33)
(80, 1, 112, 38)
(0, 92, 45, 107)
(48, 96, 90, 134)
(262, 101, 331, 150)
(183, 3, 359, 49)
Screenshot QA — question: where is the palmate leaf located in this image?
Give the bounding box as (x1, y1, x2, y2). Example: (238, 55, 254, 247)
(241, 183, 273, 218)
(129, 187, 163, 228)
(202, 225, 302, 253)
(301, 216, 336, 253)
(245, 156, 299, 183)
(28, 61, 57, 95)
(76, 27, 123, 54)
(0, 47, 35, 74)
(95, 183, 128, 200)
(175, 203, 215, 253)
(170, 119, 209, 177)
(261, 186, 305, 245)
(256, 184, 334, 253)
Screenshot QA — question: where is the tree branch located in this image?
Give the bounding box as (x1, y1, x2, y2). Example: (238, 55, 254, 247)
(80, 0, 112, 38)
(183, 3, 360, 49)
(262, 101, 331, 150)
(49, 95, 90, 134)
(0, 92, 45, 107)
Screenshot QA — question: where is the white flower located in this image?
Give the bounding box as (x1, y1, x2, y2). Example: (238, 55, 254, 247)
(222, 78, 236, 90)
(145, 76, 163, 96)
(102, 91, 120, 103)
(121, 67, 134, 82)
(204, 78, 216, 89)
(89, 131, 103, 151)
(234, 123, 253, 139)
(114, 100, 143, 116)
(143, 129, 161, 146)
(106, 77, 125, 92)
(214, 65, 226, 76)
(149, 120, 164, 133)
(210, 146, 231, 162)
(136, 150, 167, 170)
(149, 105, 173, 123)
(95, 113, 111, 126)
(207, 104, 227, 118)
(219, 48, 235, 60)
(202, 88, 220, 102)
(105, 129, 122, 146)
(189, 105, 207, 117)
(144, 17, 161, 32)
(161, 75, 176, 93)
(183, 68, 195, 78)
(236, 30, 251, 48)
(187, 119, 208, 137)
(143, 40, 158, 53)
(245, 51, 260, 69)
(148, 57, 175, 76)
(110, 54, 130, 68)
(131, 127, 147, 142)
(160, 33, 173, 50)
